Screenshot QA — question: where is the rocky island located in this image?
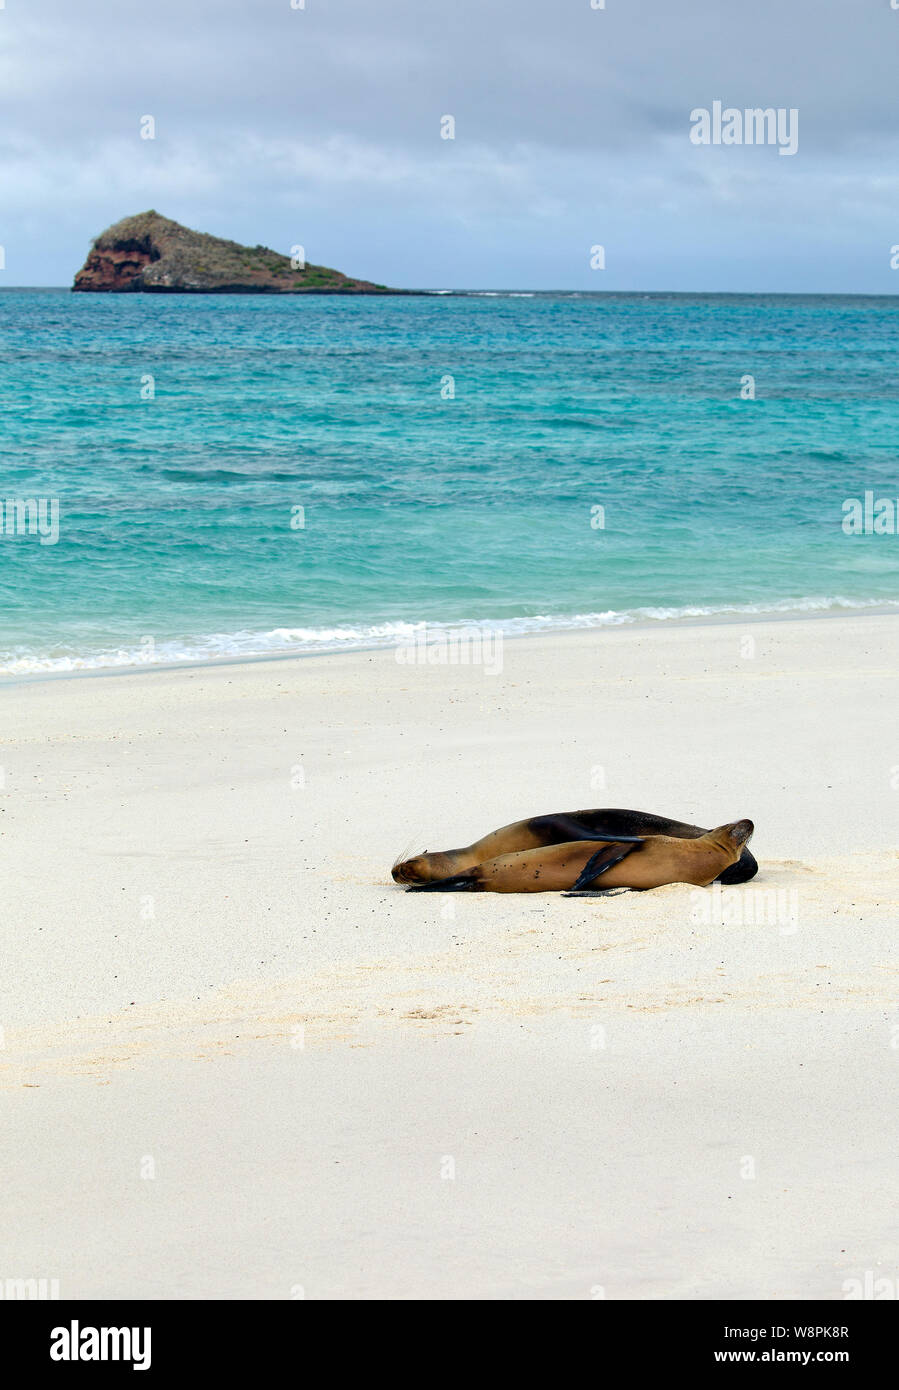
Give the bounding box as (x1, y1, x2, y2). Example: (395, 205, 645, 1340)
(72, 210, 399, 294)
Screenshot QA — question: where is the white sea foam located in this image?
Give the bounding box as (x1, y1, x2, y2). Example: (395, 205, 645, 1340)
(2, 596, 896, 678)
(427, 290, 533, 298)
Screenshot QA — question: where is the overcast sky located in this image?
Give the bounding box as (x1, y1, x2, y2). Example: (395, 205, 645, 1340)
(1, 0, 898, 290)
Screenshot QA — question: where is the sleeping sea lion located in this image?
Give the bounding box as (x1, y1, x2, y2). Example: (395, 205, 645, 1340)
(404, 819, 754, 895)
(392, 807, 758, 887)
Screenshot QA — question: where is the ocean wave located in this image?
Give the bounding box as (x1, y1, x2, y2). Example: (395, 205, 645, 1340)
(424, 290, 536, 298)
(2, 595, 897, 678)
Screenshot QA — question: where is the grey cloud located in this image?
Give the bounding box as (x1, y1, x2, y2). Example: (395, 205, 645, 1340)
(1, 0, 897, 288)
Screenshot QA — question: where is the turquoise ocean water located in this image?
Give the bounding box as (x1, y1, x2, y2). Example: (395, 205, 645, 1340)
(1, 289, 898, 676)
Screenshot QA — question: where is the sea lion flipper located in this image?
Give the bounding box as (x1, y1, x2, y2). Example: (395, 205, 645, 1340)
(569, 840, 643, 892)
(562, 886, 631, 898)
(405, 872, 480, 893)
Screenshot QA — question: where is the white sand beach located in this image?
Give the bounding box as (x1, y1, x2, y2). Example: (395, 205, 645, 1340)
(2, 612, 898, 1299)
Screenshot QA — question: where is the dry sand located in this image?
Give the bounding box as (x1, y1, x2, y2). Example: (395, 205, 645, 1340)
(2, 613, 898, 1299)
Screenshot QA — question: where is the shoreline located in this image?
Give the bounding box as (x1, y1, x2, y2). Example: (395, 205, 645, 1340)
(4, 599, 899, 689)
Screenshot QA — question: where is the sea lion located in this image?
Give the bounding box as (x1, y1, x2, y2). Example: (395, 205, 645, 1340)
(404, 819, 754, 895)
(392, 807, 758, 887)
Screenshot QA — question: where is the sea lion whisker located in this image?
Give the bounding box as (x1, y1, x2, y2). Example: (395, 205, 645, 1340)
(392, 837, 423, 871)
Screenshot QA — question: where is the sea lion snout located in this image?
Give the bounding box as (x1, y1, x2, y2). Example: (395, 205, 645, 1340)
(393, 848, 476, 884)
(392, 854, 430, 884)
(722, 818, 754, 848)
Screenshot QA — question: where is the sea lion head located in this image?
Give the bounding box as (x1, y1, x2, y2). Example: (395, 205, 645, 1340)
(392, 853, 431, 884)
(392, 849, 466, 884)
(712, 818, 755, 856)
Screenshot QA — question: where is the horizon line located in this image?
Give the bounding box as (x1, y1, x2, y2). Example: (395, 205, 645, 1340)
(2, 286, 899, 299)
